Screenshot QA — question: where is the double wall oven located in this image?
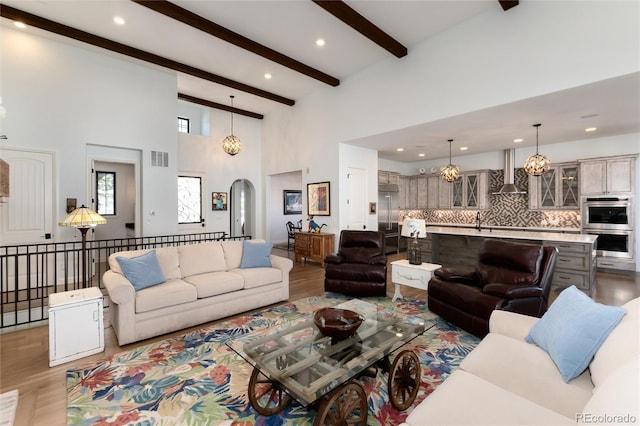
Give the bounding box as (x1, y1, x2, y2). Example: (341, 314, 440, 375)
(582, 197, 634, 270)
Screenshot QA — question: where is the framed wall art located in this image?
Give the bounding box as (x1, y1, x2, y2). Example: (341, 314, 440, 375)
(283, 190, 302, 215)
(307, 181, 330, 216)
(212, 192, 227, 211)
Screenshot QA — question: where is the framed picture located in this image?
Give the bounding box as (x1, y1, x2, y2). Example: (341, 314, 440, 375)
(283, 190, 302, 215)
(307, 181, 330, 216)
(212, 192, 227, 211)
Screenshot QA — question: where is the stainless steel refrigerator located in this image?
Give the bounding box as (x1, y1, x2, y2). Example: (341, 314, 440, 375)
(378, 183, 400, 254)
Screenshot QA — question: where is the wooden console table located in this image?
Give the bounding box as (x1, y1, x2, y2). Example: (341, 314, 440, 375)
(294, 232, 334, 267)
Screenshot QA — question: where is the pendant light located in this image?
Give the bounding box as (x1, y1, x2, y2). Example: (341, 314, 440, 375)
(524, 123, 550, 176)
(222, 95, 242, 156)
(440, 139, 460, 182)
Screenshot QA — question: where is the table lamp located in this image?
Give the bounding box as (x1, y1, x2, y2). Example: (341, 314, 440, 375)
(59, 205, 106, 288)
(401, 218, 427, 265)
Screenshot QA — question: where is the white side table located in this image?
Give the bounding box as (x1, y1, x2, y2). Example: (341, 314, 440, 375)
(391, 259, 442, 302)
(48, 287, 104, 367)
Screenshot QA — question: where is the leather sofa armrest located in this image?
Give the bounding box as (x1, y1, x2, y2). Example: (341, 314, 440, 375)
(325, 253, 345, 264)
(483, 283, 543, 299)
(434, 267, 480, 285)
(368, 254, 387, 266)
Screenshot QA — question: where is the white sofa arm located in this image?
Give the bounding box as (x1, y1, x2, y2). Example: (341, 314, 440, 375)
(489, 310, 539, 341)
(103, 270, 135, 305)
(103, 270, 137, 345)
(270, 254, 293, 273)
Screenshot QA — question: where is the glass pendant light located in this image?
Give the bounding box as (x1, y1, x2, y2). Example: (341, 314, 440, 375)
(524, 123, 550, 176)
(222, 95, 242, 156)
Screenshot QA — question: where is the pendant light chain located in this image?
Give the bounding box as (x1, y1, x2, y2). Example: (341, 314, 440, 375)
(222, 95, 242, 156)
(524, 123, 550, 176)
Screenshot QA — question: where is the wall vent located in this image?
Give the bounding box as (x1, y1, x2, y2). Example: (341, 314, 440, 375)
(151, 151, 169, 167)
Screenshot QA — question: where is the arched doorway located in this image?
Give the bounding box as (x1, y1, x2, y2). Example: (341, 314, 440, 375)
(230, 179, 255, 237)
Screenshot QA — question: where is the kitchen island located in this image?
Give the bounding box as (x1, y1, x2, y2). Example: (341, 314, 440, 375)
(423, 226, 597, 296)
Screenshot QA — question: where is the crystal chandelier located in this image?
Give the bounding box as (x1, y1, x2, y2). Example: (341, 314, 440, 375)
(524, 123, 550, 176)
(222, 95, 242, 156)
(440, 139, 460, 182)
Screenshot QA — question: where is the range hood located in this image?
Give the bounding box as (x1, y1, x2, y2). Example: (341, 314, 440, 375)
(492, 149, 527, 194)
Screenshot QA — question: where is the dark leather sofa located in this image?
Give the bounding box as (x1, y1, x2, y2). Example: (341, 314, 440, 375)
(427, 239, 558, 337)
(324, 230, 387, 297)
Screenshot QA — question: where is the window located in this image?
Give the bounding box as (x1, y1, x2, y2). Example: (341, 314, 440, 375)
(96, 171, 116, 215)
(178, 117, 190, 134)
(178, 175, 202, 224)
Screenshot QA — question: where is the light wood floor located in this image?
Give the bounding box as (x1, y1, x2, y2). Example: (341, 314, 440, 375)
(1, 249, 638, 426)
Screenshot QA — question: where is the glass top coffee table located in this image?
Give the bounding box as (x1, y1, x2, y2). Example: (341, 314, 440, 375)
(226, 299, 435, 425)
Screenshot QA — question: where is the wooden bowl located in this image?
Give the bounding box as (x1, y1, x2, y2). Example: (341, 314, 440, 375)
(314, 307, 364, 340)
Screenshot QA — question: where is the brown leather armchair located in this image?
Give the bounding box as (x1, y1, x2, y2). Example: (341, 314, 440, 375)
(427, 239, 558, 337)
(324, 230, 387, 297)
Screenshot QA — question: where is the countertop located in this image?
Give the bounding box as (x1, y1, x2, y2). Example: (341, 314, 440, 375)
(426, 226, 597, 244)
(425, 222, 581, 233)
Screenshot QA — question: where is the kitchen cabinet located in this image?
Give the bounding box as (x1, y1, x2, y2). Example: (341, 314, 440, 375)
(378, 170, 400, 186)
(49, 287, 104, 367)
(451, 171, 489, 209)
(407, 176, 418, 209)
(529, 162, 579, 210)
(543, 240, 596, 296)
(427, 176, 451, 209)
(294, 232, 335, 267)
(417, 176, 428, 208)
(579, 155, 636, 196)
(398, 175, 409, 209)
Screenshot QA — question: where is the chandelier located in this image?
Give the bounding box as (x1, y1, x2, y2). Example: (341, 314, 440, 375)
(524, 123, 550, 176)
(222, 95, 242, 156)
(440, 139, 460, 182)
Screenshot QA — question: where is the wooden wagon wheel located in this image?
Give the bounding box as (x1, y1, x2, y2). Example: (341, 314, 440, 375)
(388, 350, 421, 411)
(248, 367, 292, 416)
(313, 382, 367, 426)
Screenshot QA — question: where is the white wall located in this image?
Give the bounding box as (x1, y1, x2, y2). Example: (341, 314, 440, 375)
(268, 171, 303, 244)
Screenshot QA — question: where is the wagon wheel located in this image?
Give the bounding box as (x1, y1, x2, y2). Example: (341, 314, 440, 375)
(388, 350, 421, 411)
(313, 382, 367, 426)
(248, 367, 292, 416)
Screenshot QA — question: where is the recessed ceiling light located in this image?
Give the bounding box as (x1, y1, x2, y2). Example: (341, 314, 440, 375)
(316, 39, 325, 47)
(459, 146, 468, 151)
(14, 21, 27, 29)
(113, 16, 125, 25)
(418, 153, 425, 157)
(514, 138, 523, 143)
(264, 73, 272, 80)
(396, 148, 404, 152)
(585, 127, 597, 132)
(581, 113, 600, 119)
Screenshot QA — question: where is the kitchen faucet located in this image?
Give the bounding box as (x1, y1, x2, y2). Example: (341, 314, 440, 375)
(476, 212, 482, 231)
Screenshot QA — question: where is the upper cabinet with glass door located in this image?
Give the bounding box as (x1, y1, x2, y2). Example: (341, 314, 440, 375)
(529, 162, 579, 210)
(451, 171, 489, 209)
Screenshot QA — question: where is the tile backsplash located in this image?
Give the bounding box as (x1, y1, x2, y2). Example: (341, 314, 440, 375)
(401, 169, 581, 229)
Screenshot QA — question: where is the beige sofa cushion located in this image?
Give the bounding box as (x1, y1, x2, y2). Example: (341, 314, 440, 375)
(460, 333, 593, 418)
(109, 247, 181, 281)
(404, 370, 574, 425)
(178, 242, 226, 276)
(222, 239, 266, 270)
(135, 279, 197, 313)
(232, 267, 283, 289)
(582, 357, 639, 422)
(589, 297, 640, 387)
(184, 272, 244, 298)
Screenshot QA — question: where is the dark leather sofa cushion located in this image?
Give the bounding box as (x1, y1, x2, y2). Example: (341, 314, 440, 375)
(476, 240, 543, 286)
(325, 263, 386, 282)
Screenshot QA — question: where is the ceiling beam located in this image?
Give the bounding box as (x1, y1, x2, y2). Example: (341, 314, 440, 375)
(498, 1, 519, 11)
(178, 93, 264, 119)
(133, 0, 339, 87)
(0, 5, 295, 106)
(312, 0, 407, 58)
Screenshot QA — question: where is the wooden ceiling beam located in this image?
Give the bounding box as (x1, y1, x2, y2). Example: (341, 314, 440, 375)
(178, 93, 264, 119)
(498, 1, 519, 11)
(312, 0, 407, 58)
(134, 0, 339, 87)
(0, 5, 295, 106)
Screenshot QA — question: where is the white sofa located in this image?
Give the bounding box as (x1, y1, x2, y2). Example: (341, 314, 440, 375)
(402, 296, 640, 425)
(103, 240, 293, 345)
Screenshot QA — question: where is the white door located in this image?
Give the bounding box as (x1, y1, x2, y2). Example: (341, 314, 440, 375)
(346, 167, 367, 230)
(0, 149, 54, 245)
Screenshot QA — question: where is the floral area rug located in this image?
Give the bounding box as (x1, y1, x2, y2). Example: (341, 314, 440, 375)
(67, 294, 480, 425)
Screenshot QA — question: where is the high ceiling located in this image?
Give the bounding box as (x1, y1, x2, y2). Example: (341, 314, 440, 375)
(2, 1, 638, 162)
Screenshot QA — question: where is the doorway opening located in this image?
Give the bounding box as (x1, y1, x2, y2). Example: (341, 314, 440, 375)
(230, 179, 255, 237)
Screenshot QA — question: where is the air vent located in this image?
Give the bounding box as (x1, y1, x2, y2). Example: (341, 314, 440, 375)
(151, 151, 169, 167)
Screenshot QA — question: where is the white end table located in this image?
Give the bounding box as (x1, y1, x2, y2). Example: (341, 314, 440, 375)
(48, 287, 104, 367)
(391, 259, 442, 302)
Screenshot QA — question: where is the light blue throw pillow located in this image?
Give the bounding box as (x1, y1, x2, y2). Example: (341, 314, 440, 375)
(525, 285, 626, 383)
(240, 240, 273, 268)
(116, 250, 166, 291)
